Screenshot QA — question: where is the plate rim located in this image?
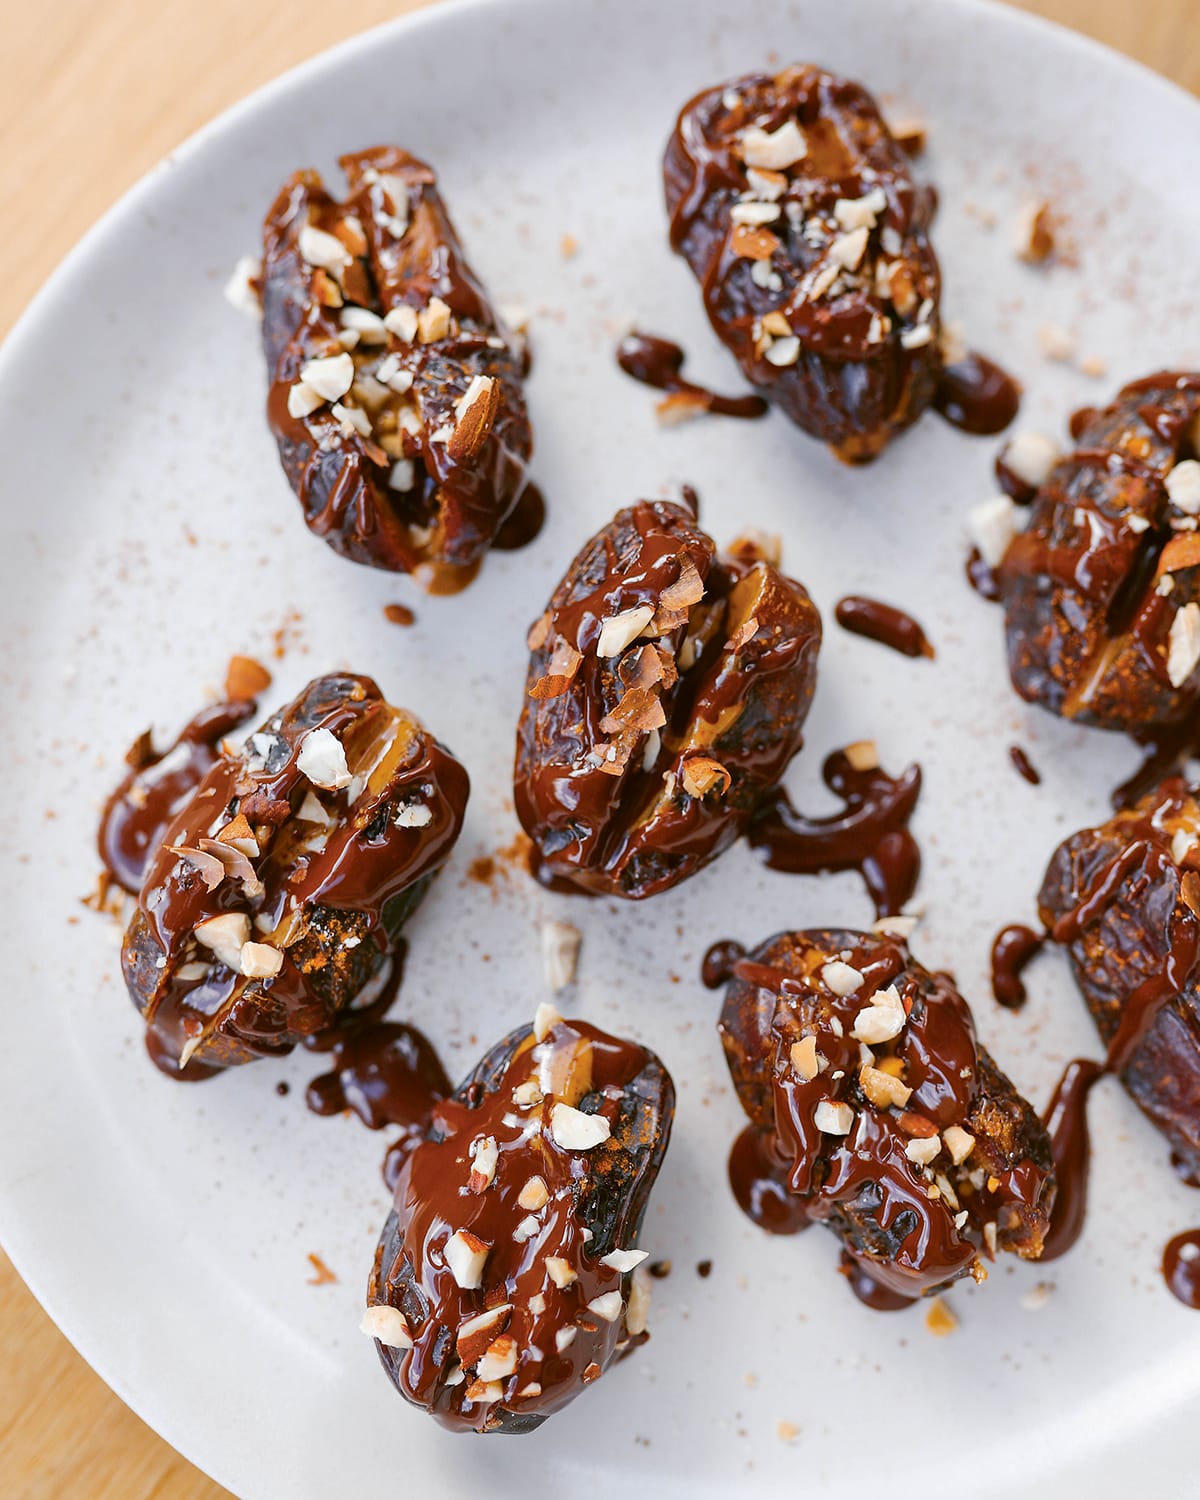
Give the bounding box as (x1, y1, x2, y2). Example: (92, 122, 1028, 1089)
(2, 0, 1199, 1493)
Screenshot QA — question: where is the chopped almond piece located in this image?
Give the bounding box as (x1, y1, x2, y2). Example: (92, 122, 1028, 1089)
(925, 1297, 958, 1336)
(225, 654, 272, 701)
(681, 756, 731, 799)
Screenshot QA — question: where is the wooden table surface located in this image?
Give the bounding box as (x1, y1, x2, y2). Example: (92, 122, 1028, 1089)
(1, 0, 1196, 1494)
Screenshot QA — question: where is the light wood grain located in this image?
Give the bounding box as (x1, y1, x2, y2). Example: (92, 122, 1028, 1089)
(1, 2, 1195, 1496)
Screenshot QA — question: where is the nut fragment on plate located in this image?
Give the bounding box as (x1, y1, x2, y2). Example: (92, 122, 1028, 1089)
(1038, 776, 1200, 1182)
(260, 146, 534, 588)
(993, 371, 1200, 731)
(717, 928, 1054, 1299)
(1012, 199, 1056, 264)
(513, 497, 822, 898)
(365, 1010, 674, 1432)
(119, 673, 469, 1076)
(664, 65, 942, 462)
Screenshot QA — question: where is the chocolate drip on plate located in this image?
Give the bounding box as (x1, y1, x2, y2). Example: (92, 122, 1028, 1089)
(747, 747, 921, 916)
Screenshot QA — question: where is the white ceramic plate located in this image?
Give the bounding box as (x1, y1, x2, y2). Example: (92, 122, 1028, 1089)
(2, 0, 1199, 1494)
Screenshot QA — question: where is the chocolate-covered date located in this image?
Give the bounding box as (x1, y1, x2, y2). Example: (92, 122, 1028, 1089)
(997, 371, 1200, 731)
(364, 1009, 674, 1433)
(261, 146, 533, 588)
(121, 673, 469, 1077)
(513, 499, 822, 899)
(664, 66, 941, 462)
(1038, 777, 1200, 1181)
(718, 929, 1054, 1297)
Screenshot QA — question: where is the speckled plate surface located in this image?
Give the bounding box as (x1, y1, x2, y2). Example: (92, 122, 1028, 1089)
(2, 0, 1199, 1494)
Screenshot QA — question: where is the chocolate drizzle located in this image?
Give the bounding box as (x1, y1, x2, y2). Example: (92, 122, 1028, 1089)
(367, 1016, 674, 1432)
(990, 924, 1045, 1010)
(307, 1019, 449, 1134)
(747, 747, 921, 916)
(727, 1123, 812, 1235)
(492, 481, 546, 551)
(1009, 745, 1041, 785)
(718, 929, 1054, 1301)
(514, 498, 822, 899)
(701, 938, 746, 989)
(119, 673, 469, 1077)
(1113, 708, 1200, 810)
(1039, 1059, 1103, 1262)
(98, 700, 258, 895)
(837, 1249, 916, 1310)
(617, 332, 768, 420)
(302, 940, 450, 1141)
(933, 352, 1020, 436)
(1162, 1229, 1200, 1308)
(834, 595, 934, 659)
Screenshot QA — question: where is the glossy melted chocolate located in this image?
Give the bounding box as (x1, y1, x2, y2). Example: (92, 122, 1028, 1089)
(747, 747, 921, 916)
(990, 924, 1045, 1010)
(1008, 744, 1041, 785)
(1162, 1229, 1200, 1308)
(933, 352, 1020, 436)
(727, 1121, 814, 1236)
(616, 331, 768, 420)
(663, 65, 943, 462)
(304, 946, 449, 1136)
(261, 147, 534, 586)
(98, 700, 257, 895)
(120, 673, 468, 1077)
(366, 1016, 673, 1432)
(718, 930, 1054, 1299)
(1039, 1058, 1103, 1262)
(834, 595, 934, 659)
(514, 499, 822, 899)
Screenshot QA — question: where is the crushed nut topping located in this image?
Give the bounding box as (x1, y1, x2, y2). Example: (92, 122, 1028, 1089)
(549, 1102, 611, 1151)
(813, 1098, 854, 1135)
(193, 912, 251, 971)
(296, 727, 352, 789)
(541, 923, 581, 993)
(298, 224, 350, 271)
(468, 1135, 499, 1193)
(969, 495, 1020, 570)
(739, 119, 808, 170)
(444, 1229, 490, 1290)
(1167, 459, 1200, 515)
(790, 1034, 825, 1081)
(1168, 603, 1200, 688)
(361, 1303, 413, 1348)
(1003, 429, 1062, 489)
(596, 605, 655, 657)
(821, 960, 865, 997)
(849, 984, 906, 1044)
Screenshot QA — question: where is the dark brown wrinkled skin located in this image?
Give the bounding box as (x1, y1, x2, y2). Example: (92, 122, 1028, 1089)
(664, 66, 941, 462)
(513, 500, 822, 898)
(720, 930, 1054, 1282)
(999, 372, 1200, 731)
(1038, 782, 1200, 1178)
(368, 1021, 674, 1433)
(122, 673, 468, 1074)
(261, 146, 532, 584)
